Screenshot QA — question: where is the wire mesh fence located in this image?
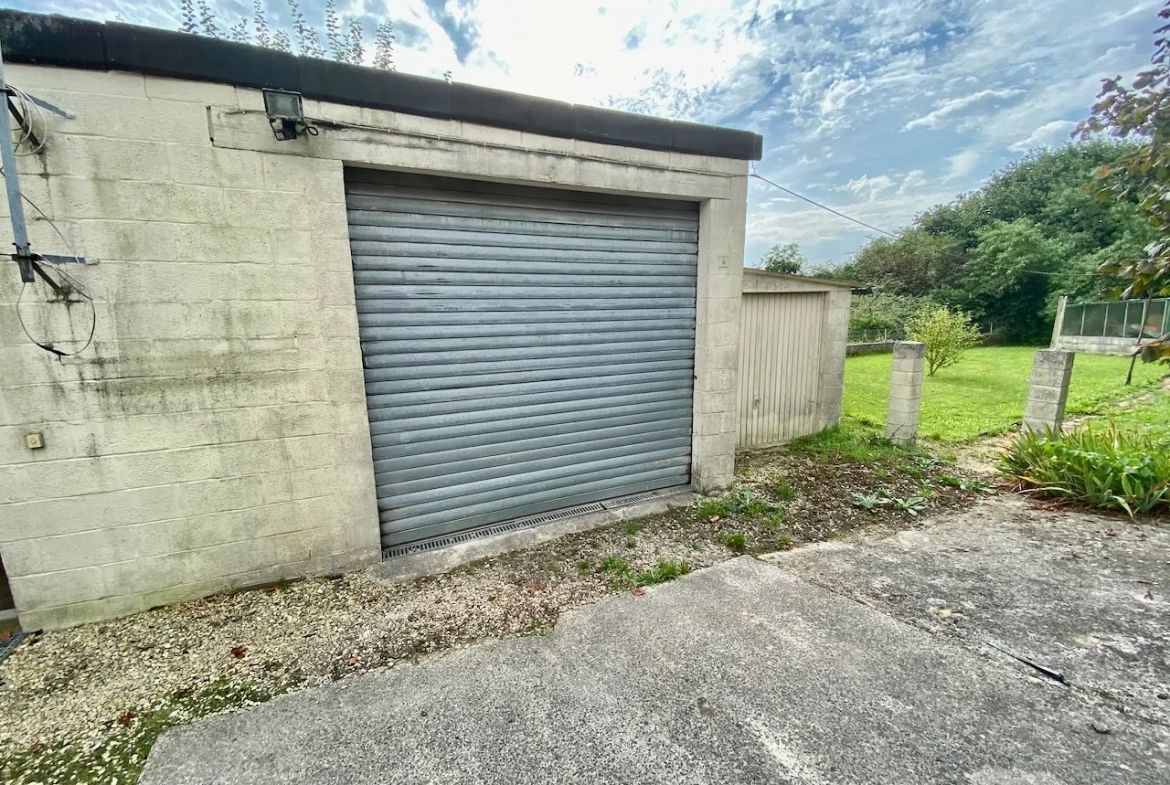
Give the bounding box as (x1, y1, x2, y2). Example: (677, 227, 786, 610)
(1061, 299, 1169, 339)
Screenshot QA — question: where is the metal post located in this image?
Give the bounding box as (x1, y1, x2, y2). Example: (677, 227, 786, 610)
(0, 39, 33, 282)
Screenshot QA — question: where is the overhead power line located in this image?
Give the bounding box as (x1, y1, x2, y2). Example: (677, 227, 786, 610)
(750, 168, 897, 239)
(748, 165, 1105, 278)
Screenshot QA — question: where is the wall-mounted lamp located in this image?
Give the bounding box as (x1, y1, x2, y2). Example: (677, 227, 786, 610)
(263, 89, 318, 141)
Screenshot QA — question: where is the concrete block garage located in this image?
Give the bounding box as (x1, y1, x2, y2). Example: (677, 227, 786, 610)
(0, 11, 761, 629)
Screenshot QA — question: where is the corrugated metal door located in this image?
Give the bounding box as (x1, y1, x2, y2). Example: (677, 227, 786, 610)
(345, 170, 698, 551)
(738, 292, 825, 447)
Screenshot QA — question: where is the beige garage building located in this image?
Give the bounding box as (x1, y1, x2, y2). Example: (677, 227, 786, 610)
(0, 11, 761, 629)
(737, 270, 851, 448)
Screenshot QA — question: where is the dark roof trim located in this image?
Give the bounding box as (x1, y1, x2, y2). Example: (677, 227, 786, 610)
(0, 10, 764, 161)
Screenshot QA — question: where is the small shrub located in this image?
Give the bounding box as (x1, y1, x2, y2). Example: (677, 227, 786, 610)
(774, 482, 797, 501)
(999, 424, 1170, 516)
(717, 531, 749, 553)
(905, 305, 982, 376)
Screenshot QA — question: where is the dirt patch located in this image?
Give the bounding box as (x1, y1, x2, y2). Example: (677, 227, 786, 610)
(0, 438, 986, 784)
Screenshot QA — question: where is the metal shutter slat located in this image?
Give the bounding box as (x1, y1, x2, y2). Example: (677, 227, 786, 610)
(362, 358, 695, 392)
(375, 426, 693, 482)
(387, 469, 691, 543)
(371, 412, 693, 463)
(347, 171, 696, 550)
(346, 210, 697, 242)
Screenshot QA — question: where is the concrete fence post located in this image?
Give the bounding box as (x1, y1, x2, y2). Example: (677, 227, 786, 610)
(1050, 295, 1068, 349)
(886, 341, 925, 446)
(1023, 349, 1075, 433)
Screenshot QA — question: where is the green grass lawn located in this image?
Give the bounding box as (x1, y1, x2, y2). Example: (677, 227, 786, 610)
(843, 346, 1168, 443)
(1100, 385, 1170, 441)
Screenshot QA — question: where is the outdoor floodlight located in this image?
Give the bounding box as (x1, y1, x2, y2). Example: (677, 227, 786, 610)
(263, 89, 318, 141)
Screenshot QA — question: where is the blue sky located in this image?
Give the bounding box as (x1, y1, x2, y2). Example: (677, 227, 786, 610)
(9, 0, 1159, 268)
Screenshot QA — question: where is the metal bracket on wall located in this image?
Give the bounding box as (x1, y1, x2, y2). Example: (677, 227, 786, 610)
(0, 39, 85, 282)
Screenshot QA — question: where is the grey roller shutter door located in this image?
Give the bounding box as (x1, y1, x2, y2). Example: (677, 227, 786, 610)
(345, 170, 697, 551)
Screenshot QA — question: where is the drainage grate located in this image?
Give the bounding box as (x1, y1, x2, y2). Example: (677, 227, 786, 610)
(382, 501, 607, 560)
(601, 485, 689, 509)
(382, 486, 692, 561)
(0, 631, 27, 666)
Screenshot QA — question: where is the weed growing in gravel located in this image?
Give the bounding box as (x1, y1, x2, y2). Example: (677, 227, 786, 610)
(716, 531, 749, 553)
(763, 510, 786, 529)
(600, 555, 630, 573)
(625, 521, 644, 536)
(596, 556, 692, 590)
(625, 537, 637, 549)
(1, 679, 275, 785)
(633, 560, 692, 586)
(853, 493, 887, 512)
(577, 559, 591, 573)
(697, 497, 733, 518)
(733, 489, 773, 516)
(776, 532, 793, 550)
(774, 482, 797, 501)
(938, 475, 994, 494)
(696, 488, 774, 520)
(890, 495, 930, 516)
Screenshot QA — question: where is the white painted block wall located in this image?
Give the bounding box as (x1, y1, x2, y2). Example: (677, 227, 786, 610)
(0, 65, 749, 629)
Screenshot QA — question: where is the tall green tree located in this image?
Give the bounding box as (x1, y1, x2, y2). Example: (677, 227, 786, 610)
(760, 242, 806, 274)
(840, 142, 1149, 342)
(1078, 0, 1170, 362)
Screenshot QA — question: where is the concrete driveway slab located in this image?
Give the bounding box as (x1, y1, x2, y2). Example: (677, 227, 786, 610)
(142, 518, 1169, 785)
(764, 497, 1170, 727)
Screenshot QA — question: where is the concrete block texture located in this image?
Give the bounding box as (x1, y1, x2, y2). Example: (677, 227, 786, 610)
(886, 342, 925, 445)
(1, 65, 748, 627)
(1023, 350, 1075, 434)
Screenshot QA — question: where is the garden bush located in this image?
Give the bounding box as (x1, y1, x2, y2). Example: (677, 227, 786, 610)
(999, 423, 1170, 516)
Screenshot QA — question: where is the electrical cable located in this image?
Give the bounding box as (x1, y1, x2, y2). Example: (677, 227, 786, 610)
(11, 192, 97, 357)
(16, 274, 96, 357)
(8, 85, 47, 156)
(750, 165, 897, 239)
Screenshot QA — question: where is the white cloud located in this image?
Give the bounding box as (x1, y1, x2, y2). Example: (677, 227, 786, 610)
(903, 89, 1021, 131)
(1009, 120, 1079, 151)
(845, 174, 895, 201)
(898, 169, 928, 194)
(16, 0, 1166, 268)
(946, 149, 983, 181)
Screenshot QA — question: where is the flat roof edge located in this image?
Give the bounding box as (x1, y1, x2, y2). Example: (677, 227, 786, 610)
(0, 9, 764, 162)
